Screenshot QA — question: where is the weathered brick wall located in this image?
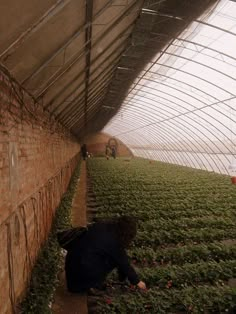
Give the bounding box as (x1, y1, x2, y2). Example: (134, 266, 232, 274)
(84, 132, 133, 157)
(0, 67, 80, 314)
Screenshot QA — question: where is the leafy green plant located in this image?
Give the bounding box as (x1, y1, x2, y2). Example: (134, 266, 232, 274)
(130, 242, 236, 265)
(87, 158, 236, 313)
(19, 161, 81, 314)
(99, 285, 236, 314)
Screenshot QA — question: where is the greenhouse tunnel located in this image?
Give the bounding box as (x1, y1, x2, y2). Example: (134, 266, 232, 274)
(0, 0, 236, 313)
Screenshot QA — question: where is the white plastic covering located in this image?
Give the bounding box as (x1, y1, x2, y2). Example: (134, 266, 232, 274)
(104, 0, 236, 174)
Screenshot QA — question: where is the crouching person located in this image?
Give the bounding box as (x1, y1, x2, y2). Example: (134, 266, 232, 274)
(64, 216, 146, 293)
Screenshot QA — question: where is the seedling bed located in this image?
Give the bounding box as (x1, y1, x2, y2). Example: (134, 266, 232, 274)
(87, 158, 236, 313)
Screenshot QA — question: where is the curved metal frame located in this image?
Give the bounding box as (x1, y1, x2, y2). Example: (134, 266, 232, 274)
(125, 89, 235, 154)
(125, 78, 236, 148)
(110, 121, 205, 169)
(121, 99, 226, 170)
(124, 89, 235, 158)
(111, 106, 225, 172)
(104, 5, 236, 173)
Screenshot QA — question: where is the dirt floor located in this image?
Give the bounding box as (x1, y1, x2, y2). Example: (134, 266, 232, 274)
(52, 161, 88, 314)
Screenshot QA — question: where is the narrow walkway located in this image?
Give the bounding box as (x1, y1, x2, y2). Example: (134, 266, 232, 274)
(52, 161, 88, 314)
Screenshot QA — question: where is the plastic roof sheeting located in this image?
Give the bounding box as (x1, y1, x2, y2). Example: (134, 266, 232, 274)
(0, 0, 144, 138)
(104, 0, 236, 174)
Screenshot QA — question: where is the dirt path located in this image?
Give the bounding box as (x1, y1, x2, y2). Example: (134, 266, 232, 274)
(52, 161, 88, 314)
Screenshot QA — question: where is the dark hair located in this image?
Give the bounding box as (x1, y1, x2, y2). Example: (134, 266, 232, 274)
(116, 216, 137, 248)
(93, 216, 137, 248)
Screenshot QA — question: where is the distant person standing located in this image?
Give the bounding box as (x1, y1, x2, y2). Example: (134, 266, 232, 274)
(105, 145, 111, 160)
(81, 144, 87, 160)
(111, 146, 116, 159)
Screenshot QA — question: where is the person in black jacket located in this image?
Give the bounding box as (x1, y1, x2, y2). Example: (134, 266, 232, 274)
(64, 216, 146, 293)
(81, 144, 87, 160)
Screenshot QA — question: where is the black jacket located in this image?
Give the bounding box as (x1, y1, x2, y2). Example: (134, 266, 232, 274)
(65, 222, 139, 293)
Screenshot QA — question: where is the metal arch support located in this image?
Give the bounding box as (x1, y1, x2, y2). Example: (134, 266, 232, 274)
(128, 83, 236, 144)
(130, 79, 236, 150)
(137, 121, 207, 170)
(117, 102, 225, 172)
(131, 76, 236, 142)
(147, 41, 236, 70)
(109, 117, 218, 172)
(146, 122, 212, 171)
(107, 116, 207, 171)
(125, 87, 232, 157)
(144, 69, 231, 108)
(196, 19, 236, 37)
(133, 65, 233, 110)
(117, 132, 172, 164)
(124, 91, 235, 160)
(130, 46, 236, 82)
(150, 33, 236, 63)
(126, 37, 178, 98)
(118, 93, 234, 165)
(135, 70, 236, 142)
(137, 62, 234, 98)
(123, 18, 236, 104)
(129, 135, 171, 164)
(114, 107, 220, 171)
(123, 98, 233, 173)
(130, 78, 235, 127)
(112, 126, 188, 166)
(159, 51, 236, 82)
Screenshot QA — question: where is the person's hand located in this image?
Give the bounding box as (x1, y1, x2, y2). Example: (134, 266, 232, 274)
(137, 281, 146, 290)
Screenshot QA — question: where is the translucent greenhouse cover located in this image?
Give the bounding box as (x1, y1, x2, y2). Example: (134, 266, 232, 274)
(103, 0, 236, 175)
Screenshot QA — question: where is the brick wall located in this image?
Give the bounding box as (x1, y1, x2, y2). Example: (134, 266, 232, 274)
(84, 132, 133, 157)
(0, 68, 80, 314)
